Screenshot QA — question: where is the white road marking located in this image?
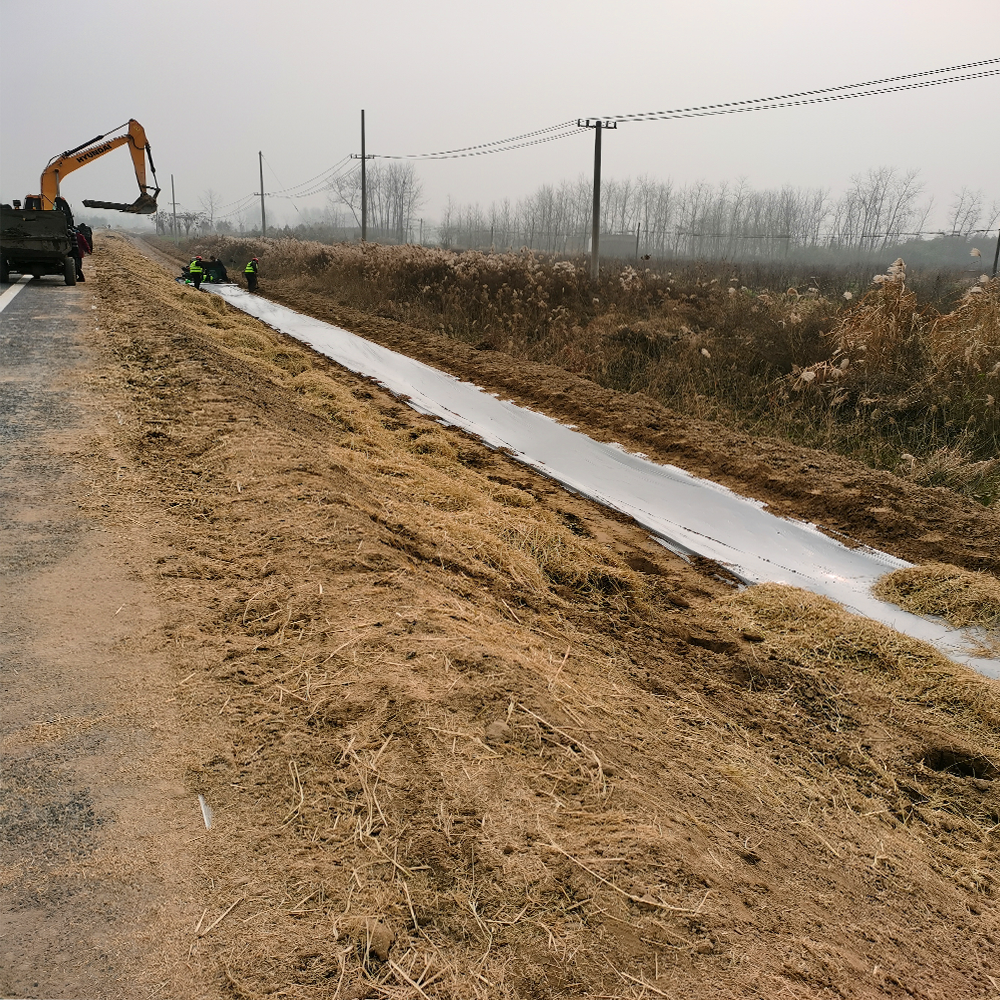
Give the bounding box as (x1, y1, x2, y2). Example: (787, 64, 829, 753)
(0, 275, 32, 313)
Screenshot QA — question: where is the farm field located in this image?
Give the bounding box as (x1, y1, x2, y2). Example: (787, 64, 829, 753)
(3, 232, 998, 999)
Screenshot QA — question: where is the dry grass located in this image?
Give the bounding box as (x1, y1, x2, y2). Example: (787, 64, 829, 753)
(163, 235, 999, 505)
(93, 233, 1000, 999)
(715, 582, 1000, 729)
(874, 562, 1000, 632)
(178, 290, 642, 611)
(788, 264, 1000, 501)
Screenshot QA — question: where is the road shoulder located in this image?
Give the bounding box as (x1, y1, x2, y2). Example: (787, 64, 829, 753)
(0, 274, 212, 998)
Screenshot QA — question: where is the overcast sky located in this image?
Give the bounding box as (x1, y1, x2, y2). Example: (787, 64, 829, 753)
(1, 0, 997, 231)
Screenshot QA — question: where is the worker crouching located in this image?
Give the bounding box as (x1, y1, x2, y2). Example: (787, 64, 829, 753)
(244, 257, 259, 292)
(188, 255, 205, 289)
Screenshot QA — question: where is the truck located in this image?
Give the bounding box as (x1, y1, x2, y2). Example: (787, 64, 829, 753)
(0, 205, 77, 285)
(1, 119, 159, 285)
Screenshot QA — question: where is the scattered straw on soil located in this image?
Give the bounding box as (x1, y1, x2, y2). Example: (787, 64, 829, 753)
(85, 232, 1000, 999)
(874, 562, 1000, 633)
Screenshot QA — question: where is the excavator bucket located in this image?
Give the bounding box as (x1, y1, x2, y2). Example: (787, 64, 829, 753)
(82, 193, 158, 215)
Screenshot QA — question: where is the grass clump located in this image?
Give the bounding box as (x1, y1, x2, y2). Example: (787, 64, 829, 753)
(787, 264, 1000, 502)
(715, 583, 1000, 728)
(874, 562, 1000, 632)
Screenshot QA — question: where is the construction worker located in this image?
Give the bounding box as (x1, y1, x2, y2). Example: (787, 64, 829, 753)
(188, 255, 205, 290)
(205, 257, 229, 283)
(244, 257, 259, 293)
(68, 227, 90, 281)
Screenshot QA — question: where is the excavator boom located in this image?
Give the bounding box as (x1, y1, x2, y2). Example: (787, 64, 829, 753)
(32, 119, 159, 214)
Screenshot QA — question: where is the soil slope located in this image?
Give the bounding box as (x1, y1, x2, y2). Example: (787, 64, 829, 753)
(78, 234, 1000, 998)
(253, 276, 1000, 576)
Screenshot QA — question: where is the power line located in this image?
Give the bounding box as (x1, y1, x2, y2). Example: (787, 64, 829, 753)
(607, 57, 1000, 122)
(262, 152, 351, 196)
(375, 124, 582, 161)
(606, 68, 1000, 124)
(374, 121, 577, 160)
(368, 57, 998, 160)
(208, 159, 354, 217)
(265, 155, 351, 195)
(274, 159, 355, 199)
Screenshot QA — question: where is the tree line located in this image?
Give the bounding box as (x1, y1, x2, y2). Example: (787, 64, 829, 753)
(155, 166, 997, 264)
(438, 169, 998, 260)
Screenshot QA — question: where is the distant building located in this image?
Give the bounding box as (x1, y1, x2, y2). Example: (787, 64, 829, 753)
(596, 234, 639, 259)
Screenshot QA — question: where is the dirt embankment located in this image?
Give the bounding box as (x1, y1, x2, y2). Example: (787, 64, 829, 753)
(145, 237, 999, 574)
(266, 282, 1000, 576)
(104, 234, 999, 998)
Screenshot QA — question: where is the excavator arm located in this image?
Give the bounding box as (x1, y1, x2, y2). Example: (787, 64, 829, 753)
(34, 119, 160, 214)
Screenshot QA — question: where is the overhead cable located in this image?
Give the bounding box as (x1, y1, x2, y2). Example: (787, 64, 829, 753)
(372, 57, 998, 160)
(607, 57, 999, 122)
(607, 67, 1000, 123)
(374, 121, 579, 161)
(374, 125, 583, 161)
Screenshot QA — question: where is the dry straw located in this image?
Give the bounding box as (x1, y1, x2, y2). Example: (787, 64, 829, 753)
(874, 562, 1000, 632)
(98, 235, 1000, 998)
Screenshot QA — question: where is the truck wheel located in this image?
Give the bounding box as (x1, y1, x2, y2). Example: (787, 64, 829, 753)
(64, 256, 77, 286)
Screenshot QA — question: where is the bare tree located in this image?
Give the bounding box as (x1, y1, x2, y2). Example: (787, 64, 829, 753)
(178, 211, 203, 236)
(200, 189, 222, 231)
(331, 168, 363, 228)
(831, 167, 926, 250)
(330, 162, 423, 243)
(946, 187, 984, 235)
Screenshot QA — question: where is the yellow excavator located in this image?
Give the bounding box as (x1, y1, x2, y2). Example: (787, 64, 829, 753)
(24, 118, 160, 214)
(2, 119, 159, 285)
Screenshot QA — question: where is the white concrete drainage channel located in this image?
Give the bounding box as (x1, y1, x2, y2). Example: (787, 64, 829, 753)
(207, 283, 998, 679)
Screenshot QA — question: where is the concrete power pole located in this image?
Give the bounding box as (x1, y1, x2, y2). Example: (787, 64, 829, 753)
(993, 227, 1000, 278)
(258, 152, 266, 238)
(350, 111, 376, 242)
(578, 119, 617, 280)
(361, 110, 367, 242)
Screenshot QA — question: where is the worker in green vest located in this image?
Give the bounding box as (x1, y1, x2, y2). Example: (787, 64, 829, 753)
(187, 255, 205, 290)
(244, 256, 259, 293)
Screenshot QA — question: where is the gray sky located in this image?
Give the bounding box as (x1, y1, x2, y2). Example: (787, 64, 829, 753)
(2, 0, 997, 230)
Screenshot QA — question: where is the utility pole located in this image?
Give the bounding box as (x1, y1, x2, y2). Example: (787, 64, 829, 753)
(635, 223, 641, 260)
(361, 110, 366, 242)
(993, 227, 1000, 278)
(350, 111, 376, 242)
(258, 151, 266, 238)
(577, 119, 617, 280)
(170, 174, 178, 246)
